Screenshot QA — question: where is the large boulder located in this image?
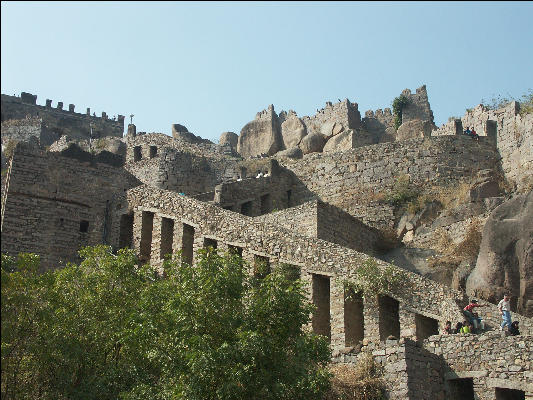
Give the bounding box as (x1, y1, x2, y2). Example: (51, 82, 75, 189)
(466, 191, 533, 316)
(172, 124, 212, 144)
(237, 105, 283, 158)
(320, 120, 344, 139)
(323, 129, 356, 153)
(299, 133, 326, 155)
(276, 146, 303, 159)
(219, 132, 238, 151)
(281, 112, 307, 148)
(396, 119, 434, 141)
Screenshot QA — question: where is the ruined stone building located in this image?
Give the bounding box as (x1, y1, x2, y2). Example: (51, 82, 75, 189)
(1, 87, 532, 399)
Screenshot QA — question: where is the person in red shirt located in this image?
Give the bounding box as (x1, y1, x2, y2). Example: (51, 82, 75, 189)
(463, 300, 487, 332)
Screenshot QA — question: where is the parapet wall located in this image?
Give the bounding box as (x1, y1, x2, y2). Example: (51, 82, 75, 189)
(1, 92, 125, 142)
(280, 136, 502, 229)
(1, 142, 140, 270)
(432, 102, 533, 190)
(302, 99, 361, 133)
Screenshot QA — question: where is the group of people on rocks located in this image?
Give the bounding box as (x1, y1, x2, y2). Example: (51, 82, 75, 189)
(442, 294, 520, 335)
(463, 126, 480, 140)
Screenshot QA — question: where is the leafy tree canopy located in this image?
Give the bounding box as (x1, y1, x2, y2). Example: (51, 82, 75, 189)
(1, 246, 331, 400)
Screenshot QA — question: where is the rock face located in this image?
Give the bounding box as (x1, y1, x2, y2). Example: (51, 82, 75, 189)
(320, 120, 344, 139)
(466, 191, 533, 316)
(396, 119, 434, 141)
(172, 124, 212, 144)
(219, 132, 238, 151)
(299, 133, 326, 155)
(281, 111, 307, 148)
(323, 129, 356, 153)
(276, 146, 303, 159)
(238, 105, 283, 158)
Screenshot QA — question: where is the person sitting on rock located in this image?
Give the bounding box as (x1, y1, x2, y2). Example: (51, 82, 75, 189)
(509, 321, 520, 336)
(443, 321, 452, 334)
(472, 312, 485, 332)
(470, 127, 479, 140)
(454, 322, 463, 334)
(464, 126, 472, 136)
(463, 300, 487, 332)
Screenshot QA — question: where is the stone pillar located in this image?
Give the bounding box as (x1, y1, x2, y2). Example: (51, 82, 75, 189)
(86, 107, 91, 115)
(57, 102, 63, 110)
(46, 99, 52, 108)
(363, 295, 380, 343)
(132, 210, 143, 259)
(69, 104, 75, 112)
(127, 123, 136, 137)
(102, 112, 107, 119)
(151, 214, 163, 264)
(399, 305, 416, 339)
(330, 276, 345, 351)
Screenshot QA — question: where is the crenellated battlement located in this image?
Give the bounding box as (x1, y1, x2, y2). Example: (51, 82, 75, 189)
(1, 92, 125, 144)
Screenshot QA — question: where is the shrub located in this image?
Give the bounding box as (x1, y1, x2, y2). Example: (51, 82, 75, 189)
(325, 353, 387, 400)
(1, 246, 331, 400)
(385, 174, 420, 207)
(392, 94, 409, 130)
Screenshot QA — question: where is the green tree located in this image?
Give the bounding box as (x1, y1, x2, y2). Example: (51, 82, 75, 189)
(1, 247, 331, 400)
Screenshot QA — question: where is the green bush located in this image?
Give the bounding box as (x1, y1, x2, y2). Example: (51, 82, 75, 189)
(1, 246, 331, 400)
(392, 94, 409, 130)
(385, 174, 420, 207)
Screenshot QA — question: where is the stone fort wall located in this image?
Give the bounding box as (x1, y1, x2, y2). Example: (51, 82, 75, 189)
(432, 101, 533, 191)
(1, 142, 140, 270)
(1, 92, 125, 143)
(279, 135, 502, 229)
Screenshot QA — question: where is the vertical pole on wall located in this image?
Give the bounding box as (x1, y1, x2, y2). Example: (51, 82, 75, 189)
(89, 121, 93, 153)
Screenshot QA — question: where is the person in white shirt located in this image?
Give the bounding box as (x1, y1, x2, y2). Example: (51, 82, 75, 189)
(498, 294, 512, 331)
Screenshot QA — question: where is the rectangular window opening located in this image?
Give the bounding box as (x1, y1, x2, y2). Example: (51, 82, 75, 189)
(378, 295, 400, 341)
(149, 145, 157, 158)
(181, 223, 195, 265)
(495, 388, 525, 400)
(312, 274, 331, 341)
(139, 211, 154, 262)
(79, 220, 89, 233)
(447, 378, 474, 400)
(203, 237, 217, 250)
(228, 245, 243, 258)
(344, 288, 364, 346)
(160, 217, 174, 259)
(133, 146, 142, 161)
(260, 193, 271, 214)
(119, 213, 134, 249)
(415, 313, 439, 341)
(240, 201, 253, 216)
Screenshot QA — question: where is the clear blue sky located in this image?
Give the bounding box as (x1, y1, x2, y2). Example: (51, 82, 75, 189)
(2, 1, 532, 142)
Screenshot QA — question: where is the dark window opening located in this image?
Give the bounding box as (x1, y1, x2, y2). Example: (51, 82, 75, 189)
(495, 388, 525, 400)
(240, 201, 253, 216)
(254, 255, 270, 279)
(228, 245, 243, 258)
(160, 217, 174, 259)
(149, 146, 157, 158)
(312, 274, 331, 341)
(344, 288, 364, 346)
(139, 211, 154, 262)
(203, 237, 217, 250)
(287, 190, 292, 207)
(415, 314, 439, 341)
(80, 220, 89, 233)
(119, 213, 134, 249)
(279, 263, 300, 281)
(181, 223, 195, 265)
(260, 193, 271, 214)
(378, 295, 400, 341)
(134, 146, 142, 161)
(447, 378, 474, 400)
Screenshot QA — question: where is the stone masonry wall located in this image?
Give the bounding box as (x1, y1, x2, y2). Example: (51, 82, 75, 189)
(1, 142, 140, 270)
(432, 101, 533, 190)
(108, 185, 484, 352)
(334, 332, 532, 400)
(280, 136, 502, 229)
(302, 99, 361, 133)
(401, 85, 435, 124)
(1, 93, 124, 141)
